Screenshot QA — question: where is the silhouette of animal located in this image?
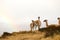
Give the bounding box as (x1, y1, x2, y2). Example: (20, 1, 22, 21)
(30, 17, 41, 31)
(43, 19, 57, 28)
(57, 17, 60, 25)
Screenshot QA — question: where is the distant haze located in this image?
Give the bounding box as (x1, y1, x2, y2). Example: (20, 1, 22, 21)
(0, 0, 60, 36)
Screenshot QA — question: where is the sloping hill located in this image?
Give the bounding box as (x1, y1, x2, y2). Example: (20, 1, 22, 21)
(0, 26, 60, 40)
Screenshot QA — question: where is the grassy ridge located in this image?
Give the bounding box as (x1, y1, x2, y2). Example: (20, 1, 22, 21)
(0, 25, 60, 40)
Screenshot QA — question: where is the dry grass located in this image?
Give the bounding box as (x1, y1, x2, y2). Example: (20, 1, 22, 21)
(0, 26, 60, 40)
(0, 31, 60, 40)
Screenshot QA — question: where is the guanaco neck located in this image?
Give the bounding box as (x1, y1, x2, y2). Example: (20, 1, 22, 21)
(58, 19, 60, 25)
(45, 21, 48, 27)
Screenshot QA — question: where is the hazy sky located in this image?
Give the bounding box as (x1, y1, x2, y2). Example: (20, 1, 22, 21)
(0, 0, 60, 35)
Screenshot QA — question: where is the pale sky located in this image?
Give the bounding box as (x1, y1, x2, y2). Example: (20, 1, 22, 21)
(0, 0, 60, 35)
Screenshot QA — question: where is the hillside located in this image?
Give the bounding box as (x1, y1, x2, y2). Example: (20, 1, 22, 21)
(0, 26, 60, 40)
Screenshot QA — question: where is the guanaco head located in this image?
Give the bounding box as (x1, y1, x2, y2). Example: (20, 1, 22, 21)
(43, 19, 48, 22)
(57, 17, 60, 20)
(32, 20, 34, 22)
(38, 16, 40, 20)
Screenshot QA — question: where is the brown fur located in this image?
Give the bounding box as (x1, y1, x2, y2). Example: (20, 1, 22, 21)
(30, 17, 41, 31)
